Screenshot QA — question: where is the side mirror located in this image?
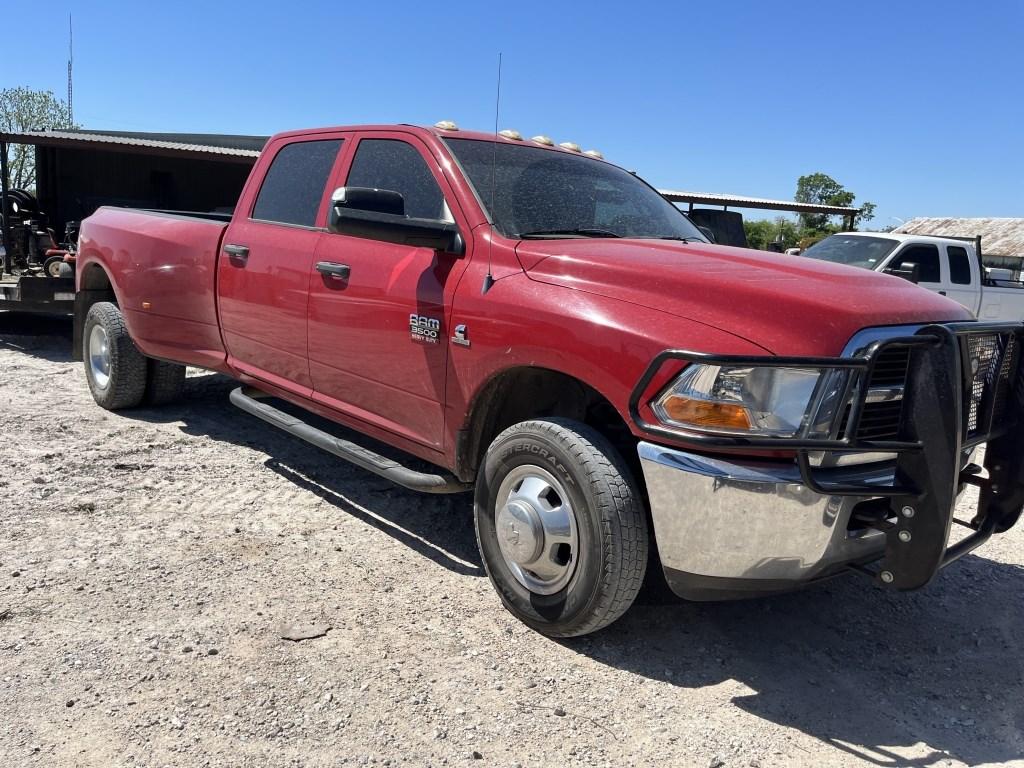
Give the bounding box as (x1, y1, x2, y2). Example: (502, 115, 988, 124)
(333, 186, 405, 216)
(697, 226, 716, 243)
(886, 262, 920, 284)
(328, 187, 464, 255)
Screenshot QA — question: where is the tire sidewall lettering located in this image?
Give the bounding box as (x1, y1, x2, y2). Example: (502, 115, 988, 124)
(500, 443, 578, 490)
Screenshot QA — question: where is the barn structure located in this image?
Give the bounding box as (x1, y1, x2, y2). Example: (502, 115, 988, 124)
(0, 129, 266, 248)
(659, 189, 861, 249)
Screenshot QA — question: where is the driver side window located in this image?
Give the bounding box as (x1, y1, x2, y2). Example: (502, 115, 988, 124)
(889, 245, 941, 283)
(346, 139, 451, 221)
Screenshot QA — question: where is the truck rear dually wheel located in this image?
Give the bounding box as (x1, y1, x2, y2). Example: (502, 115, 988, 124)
(83, 301, 148, 410)
(145, 359, 186, 405)
(474, 418, 648, 637)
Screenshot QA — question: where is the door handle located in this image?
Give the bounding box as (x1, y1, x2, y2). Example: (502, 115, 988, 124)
(224, 244, 249, 262)
(938, 290, 947, 296)
(316, 261, 351, 280)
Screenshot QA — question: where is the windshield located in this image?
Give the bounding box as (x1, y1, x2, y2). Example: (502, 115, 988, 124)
(802, 234, 900, 270)
(444, 138, 707, 241)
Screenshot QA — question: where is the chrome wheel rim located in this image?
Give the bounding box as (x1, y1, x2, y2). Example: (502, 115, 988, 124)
(88, 325, 111, 390)
(495, 465, 579, 595)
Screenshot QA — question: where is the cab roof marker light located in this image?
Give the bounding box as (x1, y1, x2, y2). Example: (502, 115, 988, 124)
(583, 149, 604, 159)
(558, 141, 582, 152)
(434, 120, 459, 131)
(531, 135, 554, 146)
(499, 129, 523, 140)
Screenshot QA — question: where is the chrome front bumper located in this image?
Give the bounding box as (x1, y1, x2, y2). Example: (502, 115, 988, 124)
(638, 442, 891, 599)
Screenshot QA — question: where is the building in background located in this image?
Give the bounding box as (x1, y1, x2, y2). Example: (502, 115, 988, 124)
(0, 129, 266, 239)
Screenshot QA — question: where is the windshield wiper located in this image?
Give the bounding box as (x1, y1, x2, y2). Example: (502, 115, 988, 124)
(518, 228, 622, 239)
(652, 235, 707, 243)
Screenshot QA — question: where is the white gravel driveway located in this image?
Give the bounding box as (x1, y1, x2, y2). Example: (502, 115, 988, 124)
(2, 312, 1022, 767)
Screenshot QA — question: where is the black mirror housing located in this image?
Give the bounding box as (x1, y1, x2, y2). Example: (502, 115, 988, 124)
(332, 186, 405, 216)
(887, 262, 921, 284)
(328, 187, 463, 255)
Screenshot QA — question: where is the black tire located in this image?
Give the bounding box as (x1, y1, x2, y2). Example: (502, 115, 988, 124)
(82, 302, 148, 410)
(474, 418, 648, 637)
(42, 255, 65, 278)
(145, 359, 186, 405)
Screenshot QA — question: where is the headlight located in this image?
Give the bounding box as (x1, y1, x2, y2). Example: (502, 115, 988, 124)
(652, 364, 828, 437)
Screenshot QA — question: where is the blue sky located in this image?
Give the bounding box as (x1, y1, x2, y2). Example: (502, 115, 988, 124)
(3, 0, 1022, 225)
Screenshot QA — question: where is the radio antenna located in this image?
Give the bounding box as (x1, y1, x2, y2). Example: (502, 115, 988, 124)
(67, 13, 74, 125)
(481, 52, 502, 295)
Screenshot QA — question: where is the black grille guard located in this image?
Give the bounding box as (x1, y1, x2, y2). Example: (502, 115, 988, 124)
(629, 320, 1024, 590)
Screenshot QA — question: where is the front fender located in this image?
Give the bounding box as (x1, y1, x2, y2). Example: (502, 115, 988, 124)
(445, 269, 769, 465)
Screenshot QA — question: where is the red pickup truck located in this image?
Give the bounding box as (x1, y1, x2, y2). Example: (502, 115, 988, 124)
(74, 123, 1024, 637)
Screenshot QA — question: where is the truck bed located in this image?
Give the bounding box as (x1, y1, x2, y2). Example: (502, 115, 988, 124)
(979, 281, 1024, 322)
(77, 207, 230, 369)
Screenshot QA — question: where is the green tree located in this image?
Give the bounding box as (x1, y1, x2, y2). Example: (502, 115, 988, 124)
(0, 87, 77, 191)
(795, 172, 875, 232)
(743, 216, 800, 251)
(743, 219, 773, 250)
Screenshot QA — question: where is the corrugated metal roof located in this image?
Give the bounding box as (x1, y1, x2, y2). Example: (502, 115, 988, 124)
(894, 217, 1024, 258)
(60, 129, 268, 152)
(659, 189, 860, 216)
(0, 129, 265, 160)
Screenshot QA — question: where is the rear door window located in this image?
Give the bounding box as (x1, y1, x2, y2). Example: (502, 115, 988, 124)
(889, 244, 941, 283)
(947, 245, 973, 285)
(345, 139, 449, 221)
(252, 139, 343, 227)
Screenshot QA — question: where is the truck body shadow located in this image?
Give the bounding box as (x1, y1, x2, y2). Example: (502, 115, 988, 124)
(132, 371, 483, 577)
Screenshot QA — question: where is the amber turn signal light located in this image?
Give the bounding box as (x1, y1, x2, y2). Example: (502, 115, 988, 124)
(658, 397, 752, 431)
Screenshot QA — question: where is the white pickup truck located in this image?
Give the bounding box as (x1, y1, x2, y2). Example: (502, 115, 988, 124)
(802, 232, 1024, 321)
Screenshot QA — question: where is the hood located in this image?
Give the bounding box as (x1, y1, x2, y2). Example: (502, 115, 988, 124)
(516, 238, 973, 356)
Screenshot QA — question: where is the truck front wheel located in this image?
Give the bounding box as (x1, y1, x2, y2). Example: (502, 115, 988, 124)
(474, 418, 648, 637)
(83, 301, 148, 410)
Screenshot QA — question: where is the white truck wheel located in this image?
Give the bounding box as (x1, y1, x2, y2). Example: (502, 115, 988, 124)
(474, 418, 649, 637)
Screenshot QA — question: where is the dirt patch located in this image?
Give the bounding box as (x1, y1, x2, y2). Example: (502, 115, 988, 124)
(2, 311, 1023, 767)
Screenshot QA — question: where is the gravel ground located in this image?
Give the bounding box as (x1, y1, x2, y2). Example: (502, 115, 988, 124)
(2, 312, 1023, 768)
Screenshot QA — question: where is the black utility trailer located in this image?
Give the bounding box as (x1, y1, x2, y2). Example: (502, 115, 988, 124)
(0, 138, 77, 313)
(1, 129, 264, 315)
(0, 274, 76, 313)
